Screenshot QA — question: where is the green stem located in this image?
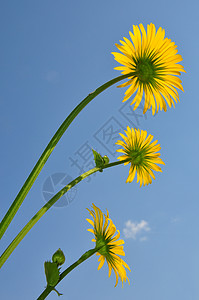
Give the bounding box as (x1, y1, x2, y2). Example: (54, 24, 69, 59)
(0, 159, 129, 269)
(37, 247, 100, 300)
(0, 73, 133, 240)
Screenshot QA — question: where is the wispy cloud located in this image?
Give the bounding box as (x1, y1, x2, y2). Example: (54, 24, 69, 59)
(123, 220, 151, 240)
(139, 236, 148, 242)
(170, 216, 180, 223)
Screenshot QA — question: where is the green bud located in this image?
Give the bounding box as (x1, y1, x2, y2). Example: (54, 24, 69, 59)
(103, 155, 109, 165)
(44, 261, 60, 286)
(52, 248, 65, 266)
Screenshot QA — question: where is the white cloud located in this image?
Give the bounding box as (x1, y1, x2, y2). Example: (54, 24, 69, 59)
(123, 220, 151, 240)
(139, 236, 148, 242)
(170, 216, 180, 223)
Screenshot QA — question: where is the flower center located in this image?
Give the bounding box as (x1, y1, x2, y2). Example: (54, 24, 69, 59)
(135, 59, 155, 83)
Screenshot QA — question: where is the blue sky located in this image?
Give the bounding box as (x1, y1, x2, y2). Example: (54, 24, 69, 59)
(0, 0, 198, 299)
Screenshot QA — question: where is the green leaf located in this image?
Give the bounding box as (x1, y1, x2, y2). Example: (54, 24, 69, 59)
(92, 149, 104, 168)
(92, 149, 110, 172)
(44, 261, 60, 287)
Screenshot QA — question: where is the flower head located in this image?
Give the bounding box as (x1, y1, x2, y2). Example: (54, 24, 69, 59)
(116, 126, 165, 186)
(87, 203, 131, 287)
(112, 23, 185, 115)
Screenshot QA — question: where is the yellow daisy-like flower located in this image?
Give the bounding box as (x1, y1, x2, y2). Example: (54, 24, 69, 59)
(112, 23, 185, 115)
(86, 203, 131, 287)
(116, 126, 165, 186)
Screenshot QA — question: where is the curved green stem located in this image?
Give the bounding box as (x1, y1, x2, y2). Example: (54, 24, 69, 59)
(0, 159, 129, 268)
(37, 247, 100, 300)
(0, 73, 133, 240)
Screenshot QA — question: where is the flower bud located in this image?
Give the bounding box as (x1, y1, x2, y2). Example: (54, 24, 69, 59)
(103, 155, 109, 165)
(52, 248, 65, 266)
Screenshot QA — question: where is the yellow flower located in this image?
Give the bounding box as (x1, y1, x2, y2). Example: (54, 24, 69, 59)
(86, 203, 131, 287)
(112, 23, 185, 115)
(116, 126, 165, 186)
